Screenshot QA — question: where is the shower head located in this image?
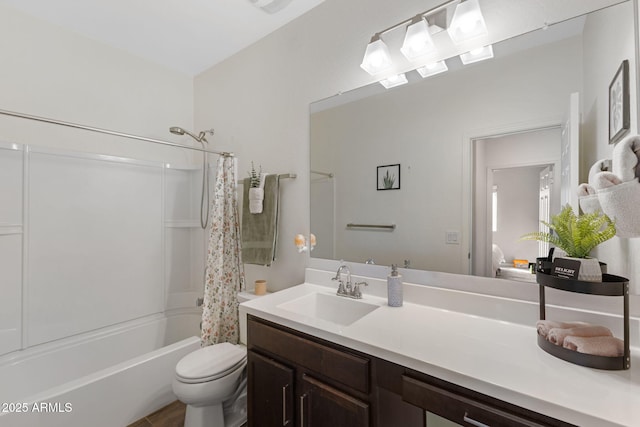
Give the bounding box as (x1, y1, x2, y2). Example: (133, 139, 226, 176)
(169, 126, 213, 144)
(169, 126, 186, 136)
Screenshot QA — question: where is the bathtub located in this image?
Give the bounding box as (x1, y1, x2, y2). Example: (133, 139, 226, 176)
(0, 311, 201, 427)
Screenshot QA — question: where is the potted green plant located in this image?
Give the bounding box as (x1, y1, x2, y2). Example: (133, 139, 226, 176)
(248, 161, 261, 189)
(521, 205, 616, 282)
(247, 162, 264, 214)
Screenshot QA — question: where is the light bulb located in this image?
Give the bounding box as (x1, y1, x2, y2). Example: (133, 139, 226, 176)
(401, 19, 436, 61)
(448, 0, 488, 44)
(360, 38, 393, 75)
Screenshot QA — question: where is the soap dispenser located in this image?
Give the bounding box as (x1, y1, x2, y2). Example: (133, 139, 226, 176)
(387, 264, 403, 307)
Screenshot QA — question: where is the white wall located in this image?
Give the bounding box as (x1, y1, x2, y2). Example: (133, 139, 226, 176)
(195, 0, 639, 291)
(0, 3, 195, 163)
(581, 1, 640, 289)
(194, 0, 433, 290)
(492, 166, 544, 263)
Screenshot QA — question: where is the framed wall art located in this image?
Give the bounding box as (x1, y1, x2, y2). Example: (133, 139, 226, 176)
(609, 59, 630, 144)
(377, 164, 400, 190)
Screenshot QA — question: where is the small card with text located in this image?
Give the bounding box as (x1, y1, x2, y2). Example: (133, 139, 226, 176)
(552, 258, 581, 279)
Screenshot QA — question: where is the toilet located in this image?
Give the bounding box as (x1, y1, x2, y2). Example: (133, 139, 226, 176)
(172, 342, 247, 427)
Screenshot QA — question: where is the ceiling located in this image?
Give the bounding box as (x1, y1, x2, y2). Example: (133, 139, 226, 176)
(0, 0, 325, 76)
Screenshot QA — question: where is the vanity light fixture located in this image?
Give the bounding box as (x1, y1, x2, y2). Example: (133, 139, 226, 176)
(447, 0, 488, 44)
(360, 0, 490, 86)
(459, 44, 494, 64)
(400, 17, 436, 61)
(379, 73, 409, 89)
(416, 60, 448, 78)
(360, 35, 393, 75)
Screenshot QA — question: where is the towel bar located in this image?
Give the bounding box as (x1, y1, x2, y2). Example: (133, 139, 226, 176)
(311, 170, 334, 178)
(346, 223, 396, 230)
(237, 173, 296, 184)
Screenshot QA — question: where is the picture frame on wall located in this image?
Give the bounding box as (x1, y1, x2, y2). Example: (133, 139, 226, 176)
(377, 164, 400, 190)
(609, 59, 630, 144)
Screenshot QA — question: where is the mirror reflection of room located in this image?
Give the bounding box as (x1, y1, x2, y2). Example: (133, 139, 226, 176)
(310, 0, 636, 284)
(473, 128, 561, 282)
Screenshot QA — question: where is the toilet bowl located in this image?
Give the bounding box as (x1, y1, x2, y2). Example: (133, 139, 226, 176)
(172, 342, 247, 427)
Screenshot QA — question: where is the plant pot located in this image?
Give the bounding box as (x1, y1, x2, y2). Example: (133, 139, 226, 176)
(553, 256, 602, 282)
(249, 187, 264, 214)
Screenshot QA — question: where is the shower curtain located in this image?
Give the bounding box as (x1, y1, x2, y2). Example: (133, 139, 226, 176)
(201, 155, 244, 346)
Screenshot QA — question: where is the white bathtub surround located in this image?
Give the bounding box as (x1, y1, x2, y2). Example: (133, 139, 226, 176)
(0, 313, 201, 427)
(201, 155, 244, 346)
(240, 268, 640, 427)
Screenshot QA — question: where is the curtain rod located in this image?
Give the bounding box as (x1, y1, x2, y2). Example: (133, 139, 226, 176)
(0, 108, 234, 157)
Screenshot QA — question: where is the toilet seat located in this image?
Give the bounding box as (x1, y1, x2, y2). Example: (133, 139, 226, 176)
(176, 343, 247, 384)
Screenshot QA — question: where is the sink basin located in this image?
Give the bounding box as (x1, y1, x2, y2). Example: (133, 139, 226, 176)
(277, 292, 379, 326)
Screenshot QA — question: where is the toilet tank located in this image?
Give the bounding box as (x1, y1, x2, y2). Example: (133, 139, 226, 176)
(237, 291, 269, 345)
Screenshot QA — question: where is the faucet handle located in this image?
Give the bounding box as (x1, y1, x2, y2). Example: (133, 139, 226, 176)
(352, 281, 368, 299)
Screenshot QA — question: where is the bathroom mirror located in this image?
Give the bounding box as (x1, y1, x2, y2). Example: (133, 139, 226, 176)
(310, 0, 637, 279)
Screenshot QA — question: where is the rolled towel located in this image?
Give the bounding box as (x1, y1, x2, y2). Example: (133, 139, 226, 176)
(547, 325, 612, 346)
(536, 320, 589, 338)
(597, 178, 640, 238)
(578, 183, 596, 196)
(563, 335, 625, 357)
(612, 134, 640, 182)
(578, 183, 601, 214)
(592, 171, 623, 190)
(588, 159, 612, 184)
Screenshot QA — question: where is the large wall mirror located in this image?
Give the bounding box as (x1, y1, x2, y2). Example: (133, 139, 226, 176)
(310, 0, 637, 285)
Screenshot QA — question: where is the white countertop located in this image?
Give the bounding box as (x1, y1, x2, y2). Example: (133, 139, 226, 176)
(239, 274, 640, 427)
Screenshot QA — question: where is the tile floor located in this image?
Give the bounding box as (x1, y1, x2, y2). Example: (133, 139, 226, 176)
(127, 400, 248, 427)
(127, 400, 186, 427)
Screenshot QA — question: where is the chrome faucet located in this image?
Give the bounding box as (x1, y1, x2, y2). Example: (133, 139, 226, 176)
(351, 281, 368, 299)
(332, 264, 368, 299)
(333, 264, 352, 296)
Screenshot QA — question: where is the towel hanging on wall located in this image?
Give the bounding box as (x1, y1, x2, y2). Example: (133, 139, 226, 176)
(578, 158, 611, 214)
(593, 135, 640, 237)
(241, 174, 280, 266)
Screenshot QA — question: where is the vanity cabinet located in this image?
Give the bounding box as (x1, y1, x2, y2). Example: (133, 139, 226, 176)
(247, 315, 574, 427)
(299, 374, 369, 427)
(247, 315, 370, 427)
(247, 350, 294, 426)
(402, 375, 551, 427)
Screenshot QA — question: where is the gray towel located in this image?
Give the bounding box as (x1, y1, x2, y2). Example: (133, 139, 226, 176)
(241, 174, 280, 266)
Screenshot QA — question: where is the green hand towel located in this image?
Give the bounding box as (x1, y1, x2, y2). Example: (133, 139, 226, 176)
(241, 174, 280, 266)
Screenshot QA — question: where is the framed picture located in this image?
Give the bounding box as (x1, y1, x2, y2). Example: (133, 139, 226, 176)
(377, 164, 400, 190)
(609, 59, 630, 144)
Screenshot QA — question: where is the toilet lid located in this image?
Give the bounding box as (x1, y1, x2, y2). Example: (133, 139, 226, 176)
(176, 343, 247, 384)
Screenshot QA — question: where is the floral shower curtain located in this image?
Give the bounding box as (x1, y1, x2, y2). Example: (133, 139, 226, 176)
(201, 155, 244, 346)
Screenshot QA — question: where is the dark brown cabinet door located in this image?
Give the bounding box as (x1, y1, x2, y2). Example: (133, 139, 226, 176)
(248, 350, 295, 427)
(299, 374, 369, 427)
(402, 375, 549, 427)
